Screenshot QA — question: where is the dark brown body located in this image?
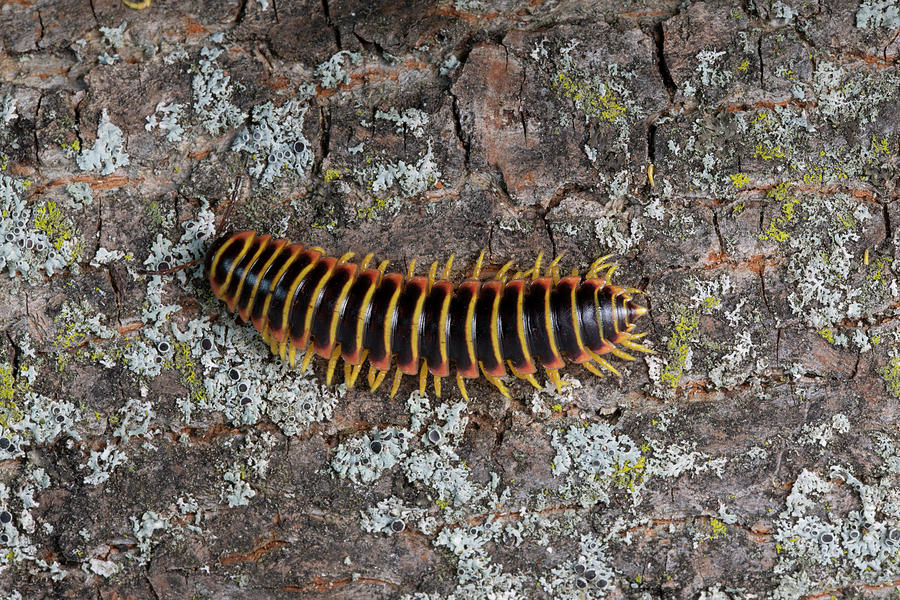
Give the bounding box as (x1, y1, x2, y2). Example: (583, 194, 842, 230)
(205, 231, 650, 398)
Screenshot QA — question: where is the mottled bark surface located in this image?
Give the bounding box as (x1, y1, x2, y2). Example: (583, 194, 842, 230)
(0, 1, 899, 599)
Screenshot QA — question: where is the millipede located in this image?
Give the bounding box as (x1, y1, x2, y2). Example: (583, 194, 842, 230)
(204, 231, 652, 400)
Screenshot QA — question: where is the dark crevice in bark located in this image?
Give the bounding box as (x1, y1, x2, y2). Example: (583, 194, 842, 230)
(234, 0, 249, 25)
(87, 0, 100, 26)
(322, 0, 342, 51)
(882, 202, 893, 246)
(315, 107, 331, 176)
(540, 211, 557, 259)
(652, 22, 677, 101)
(352, 31, 385, 59)
(449, 92, 470, 167)
(32, 93, 43, 167)
(759, 262, 772, 315)
(711, 209, 725, 255)
(757, 36, 765, 90)
(5, 332, 19, 388)
(36, 10, 45, 48)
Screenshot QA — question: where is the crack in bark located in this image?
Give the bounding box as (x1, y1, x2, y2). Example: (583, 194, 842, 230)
(315, 106, 331, 177)
(322, 0, 342, 51)
(711, 209, 725, 255)
(449, 90, 470, 167)
(756, 35, 765, 90)
(651, 22, 677, 101)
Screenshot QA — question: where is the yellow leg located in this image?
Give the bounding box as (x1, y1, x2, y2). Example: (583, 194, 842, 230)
(472, 249, 486, 279)
(587, 350, 621, 376)
(427, 262, 438, 290)
(605, 264, 619, 282)
(374, 370, 388, 391)
(434, 375, 442, 398)
(360, 253, 374, 270)
(586, 254, 614, 278)
(301, 344, 316, 372)
(419, 360, 429, 396)
(508, 361, 542, 390)
(621, 339, 655, 354)
(343, 360, 353, 387)
(479, 363, 510, 398)
(610, 347, 636, 361)
(367, 364, 378, 389)
(347, 363, 364, 388)
(326, 345, 342, 385)
(545, 254, 564, 282)
(544, 367, 566, 393)
(377, 260, 390, 275)
(288, 344, 297, 367)
(531, 252, 543, 281)
(495, 260, 514, 281)
(279, 340, 288, 361)
(123, 0, 151, 8)
(337, 252, 355, 265)
(583, 361, 605, 378)
(441, 254, 455, 279)
(406, 258, 417, 279)
(456, 372, 470, 401)
(390, 368, 404, 398)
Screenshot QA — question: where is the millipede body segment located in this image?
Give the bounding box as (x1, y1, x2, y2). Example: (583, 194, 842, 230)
(205, 231, 651, 399)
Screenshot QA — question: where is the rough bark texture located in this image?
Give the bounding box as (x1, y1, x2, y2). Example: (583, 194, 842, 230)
(1, 1, 899, 599)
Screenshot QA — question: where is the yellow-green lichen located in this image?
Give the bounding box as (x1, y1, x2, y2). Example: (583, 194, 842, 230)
(34, 201, 74, 251)
(708, 518, 727, 540)
(880, 353, 900, 398)
(324, 169, 341, 183)
(760, 183, 800, 242)
(0, 363, 25, 428)
(553, 72, 626, 123)
(660, 309, 700, 389)
(173, 343, 205, 403)
(728, 172, 749, 188)
(818, 328, 834, 344)
(612, 455, 646, 491)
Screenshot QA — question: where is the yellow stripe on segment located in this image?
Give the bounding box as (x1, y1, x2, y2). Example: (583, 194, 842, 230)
(513, 283, 534, 371)
(219, 233, 255, 299)
(245, 240, 286, 321)
(488, 285, 503, 371)
(542, 282, 562, 365)
(408, 282, 428, 369)
(277, 257, 320, 345)
(354, 276, 379, 358)
(208, 238, 236, 293)
(230, 236, 269, 312)
(259, 249, 304, 337)
(463, 285, 478, 372)
(382, 280, 403, 364)
(568, 281, 587, 358)
(326, 267, 357, 351)
(437, 284, 452, 374)
(302, 260, 337, 348)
